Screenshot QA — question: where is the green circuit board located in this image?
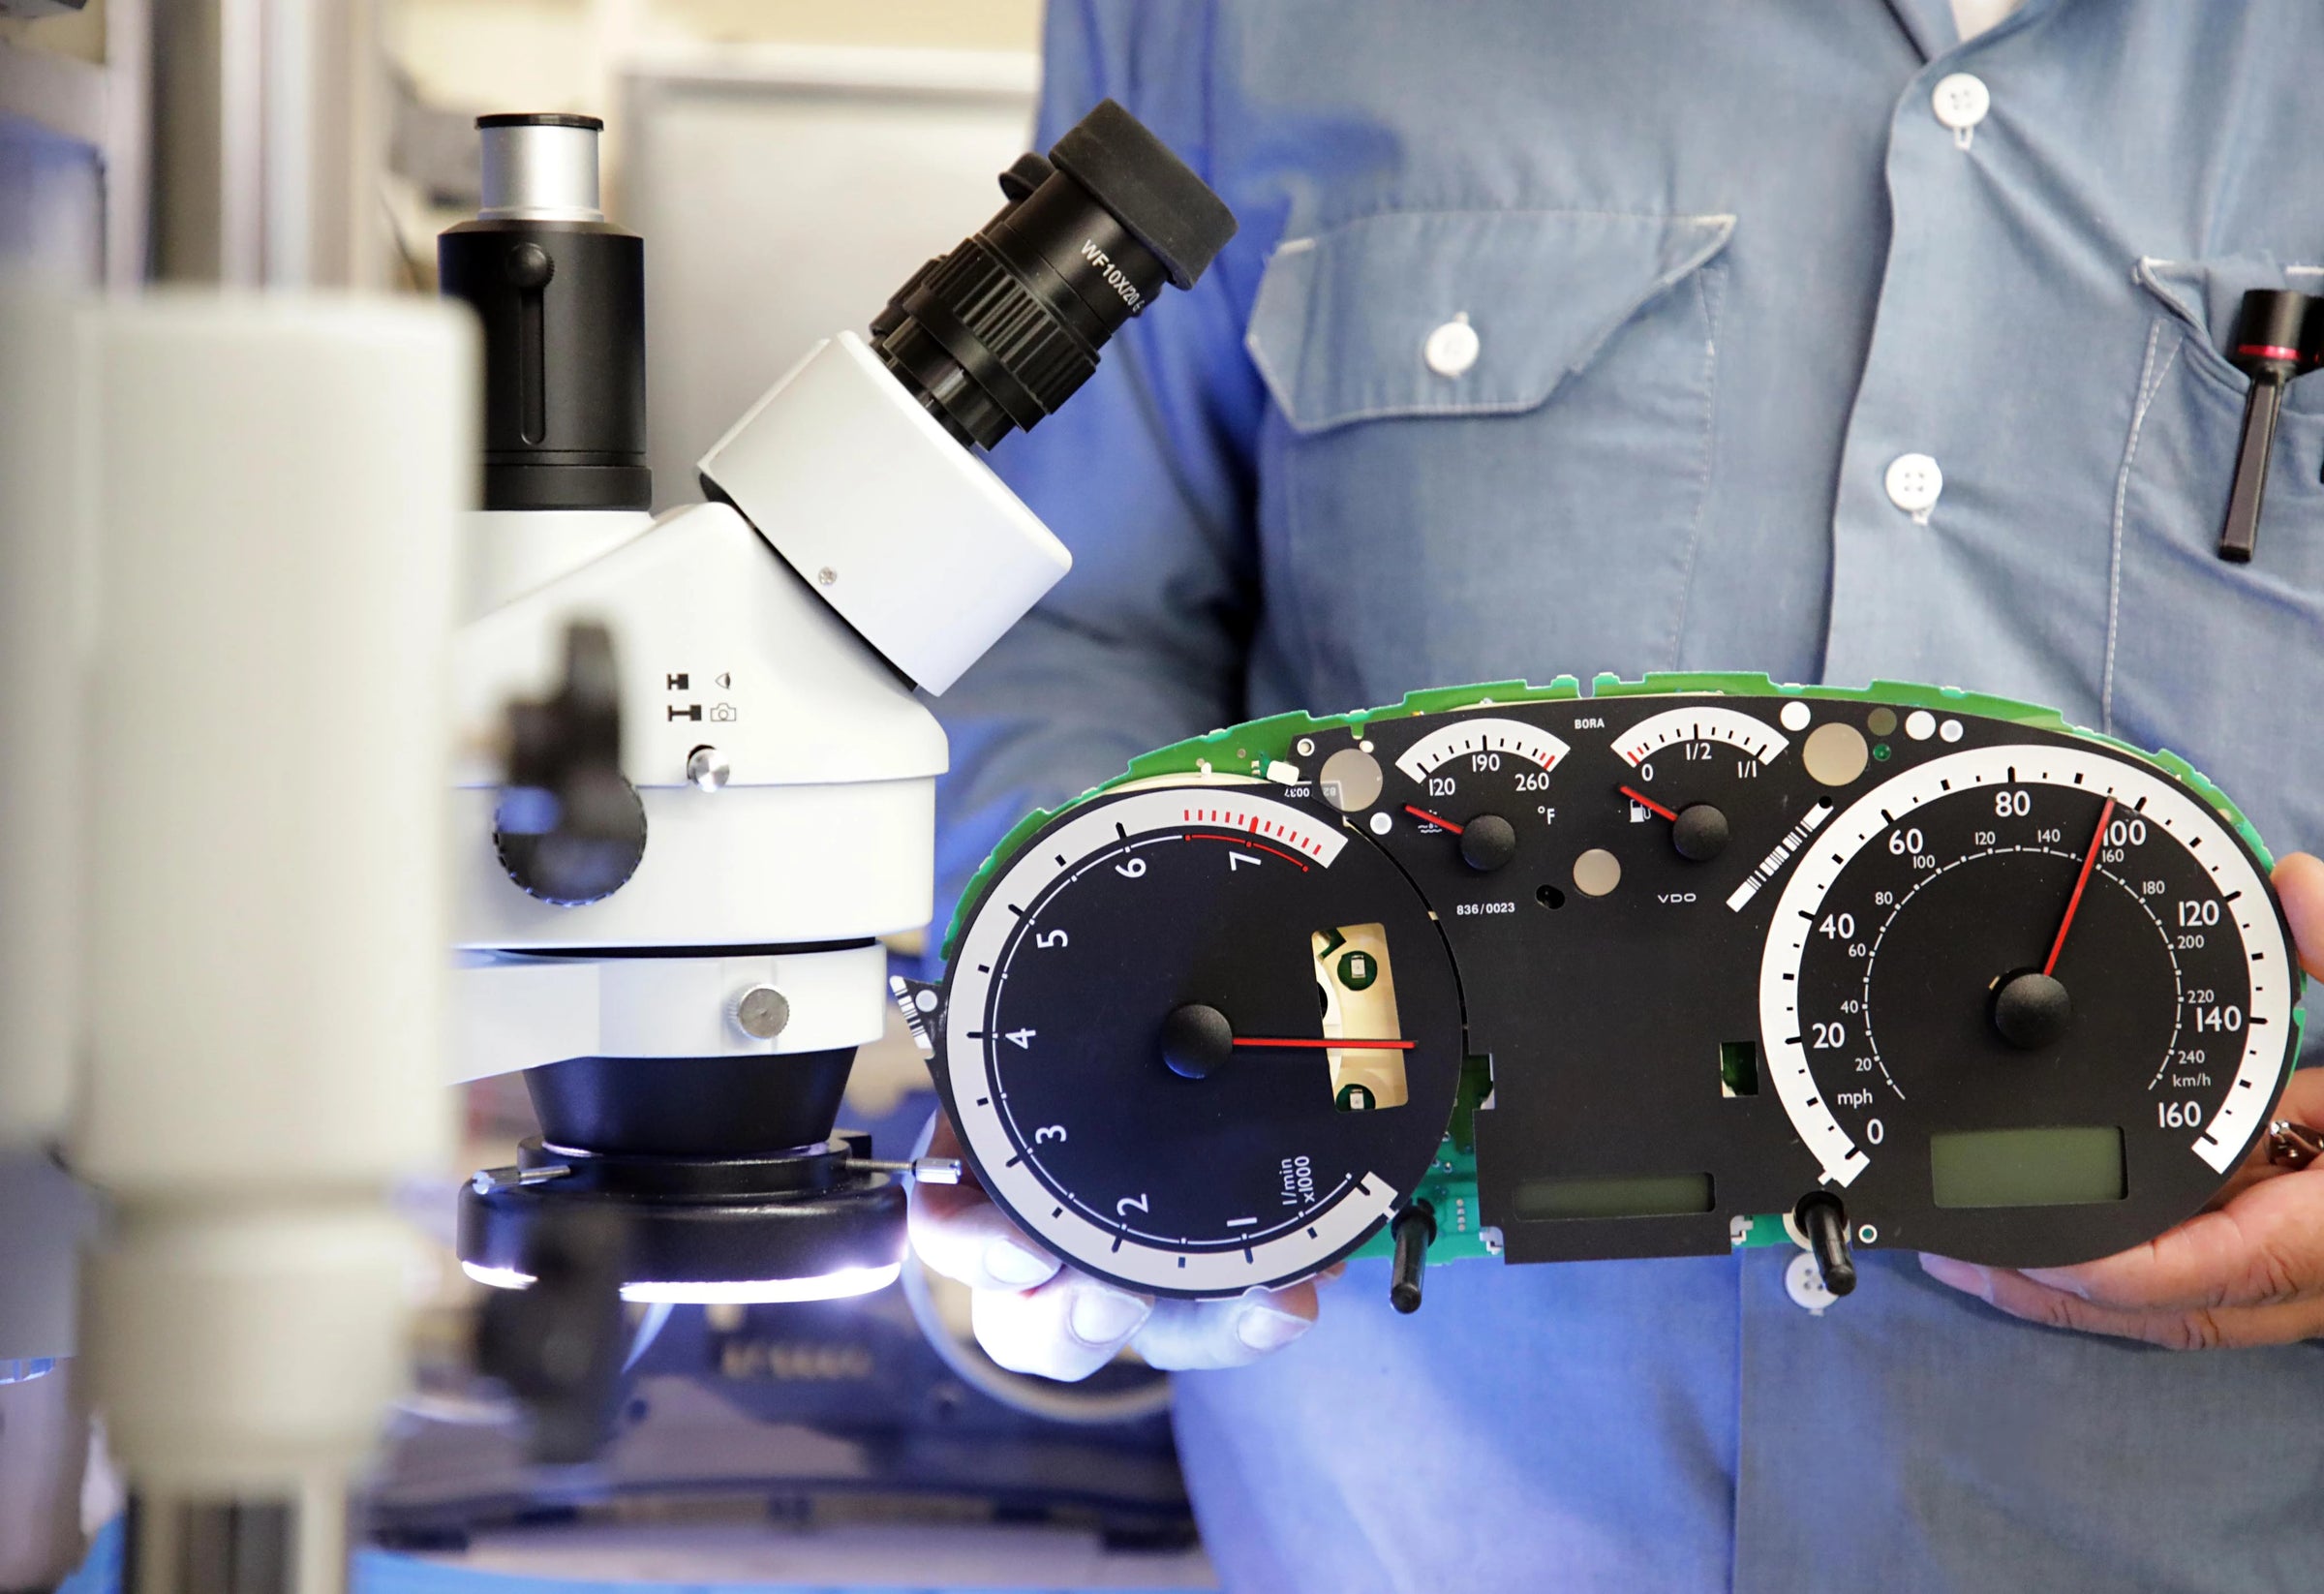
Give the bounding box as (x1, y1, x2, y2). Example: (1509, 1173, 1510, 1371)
(943, 672, 2289, 1278)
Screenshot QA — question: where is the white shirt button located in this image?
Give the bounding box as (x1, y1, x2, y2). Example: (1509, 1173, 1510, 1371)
(1423, 315, 1480, 378)
(1785, 1251, 1837, 1315)
(1931, 73, 1991, 133)
(1883, 452, 1944, 517)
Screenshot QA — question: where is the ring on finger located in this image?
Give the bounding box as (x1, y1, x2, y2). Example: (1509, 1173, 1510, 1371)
(2265, 1119, 2323, 1171)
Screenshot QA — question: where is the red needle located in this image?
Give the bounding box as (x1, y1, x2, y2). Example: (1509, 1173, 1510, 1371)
(1402, 804, 1464, 834)
(1234, 1036, 1418, 1051)
(1620, 784, 1679, 822)
(2042, 797, 2118, 978)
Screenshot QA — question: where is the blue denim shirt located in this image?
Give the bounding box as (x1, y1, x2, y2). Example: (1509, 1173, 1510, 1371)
(935, 3, 2324, 1589)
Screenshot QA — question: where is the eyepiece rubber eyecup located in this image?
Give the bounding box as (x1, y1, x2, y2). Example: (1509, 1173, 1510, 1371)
(1047, 98, 1238, 290)
(869, 97, 1238, 450)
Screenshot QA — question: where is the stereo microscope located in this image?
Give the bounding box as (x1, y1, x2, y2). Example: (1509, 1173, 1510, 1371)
(440, 107, 1236, 1336)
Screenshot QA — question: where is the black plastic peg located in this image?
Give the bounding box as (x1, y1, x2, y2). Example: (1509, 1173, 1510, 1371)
(1795, 1193, 1857, 1299)
(1389, 1201, 1436, 1314)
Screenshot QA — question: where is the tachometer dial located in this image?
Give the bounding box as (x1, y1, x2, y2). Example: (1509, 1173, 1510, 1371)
(1760, 744, 2296, 1264)
(941, 787, 1464, 1297)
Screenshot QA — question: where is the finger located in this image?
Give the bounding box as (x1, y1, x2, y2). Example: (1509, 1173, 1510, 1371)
(2020, 1169, 2324, 1311)
(970, 1270, 1153, 1382)
(2274, 852, 2324, 979)
(921, 1112, 964, 1160)
(1131, 1280, 1321, 1371)
(1922, 1254, 2324, 1349)
(907, 1187, 1059, 1292)
(2278, 1062, 2324, 1123)
(903, 1107, 1064, 1291)
(2210, 1066, 2324, 1203)
(906, 1177, 1061, 1293)
(2020, 1064, 2324, 1307)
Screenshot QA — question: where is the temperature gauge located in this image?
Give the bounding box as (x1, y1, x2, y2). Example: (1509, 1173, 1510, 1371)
(1391, 716, 1571, 873)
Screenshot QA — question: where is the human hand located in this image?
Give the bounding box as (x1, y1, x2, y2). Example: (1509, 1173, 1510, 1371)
(1920, 851, 2324, 1347)
(906, 1115, 1327, 1380)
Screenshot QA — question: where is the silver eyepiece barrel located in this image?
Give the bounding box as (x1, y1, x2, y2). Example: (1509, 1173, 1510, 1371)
(476, 114, 605, 222)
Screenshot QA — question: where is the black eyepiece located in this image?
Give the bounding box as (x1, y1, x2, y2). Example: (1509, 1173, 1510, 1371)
(872, 98, 1238, 449)
(441, 113, 650, 512)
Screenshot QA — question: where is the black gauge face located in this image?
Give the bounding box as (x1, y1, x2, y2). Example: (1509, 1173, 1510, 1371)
(941, 786, 1463, 1297)
(1763, 744, 2295, 1264)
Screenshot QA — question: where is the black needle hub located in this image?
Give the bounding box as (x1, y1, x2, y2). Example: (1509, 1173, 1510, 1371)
(1160, 1002, 1235, 1080)
(1459, 813, 1518, 873)
(1671, 803, 1730, 862)
(1992, 970, 2072, 1051)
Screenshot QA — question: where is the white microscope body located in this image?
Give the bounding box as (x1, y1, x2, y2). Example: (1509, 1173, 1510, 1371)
(448, 333, 1065, 1100)
(440, 107, 1233, 1323)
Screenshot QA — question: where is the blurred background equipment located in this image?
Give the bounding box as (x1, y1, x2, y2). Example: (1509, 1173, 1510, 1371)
(622, 46, 1038, 507)
(0, 284, 473, 1594)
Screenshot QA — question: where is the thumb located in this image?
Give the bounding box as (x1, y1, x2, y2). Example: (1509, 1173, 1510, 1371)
(2274, 852, 2324, 980)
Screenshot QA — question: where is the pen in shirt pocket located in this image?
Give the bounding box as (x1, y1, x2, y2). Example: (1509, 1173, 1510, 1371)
(2217, 287, 2323, 563)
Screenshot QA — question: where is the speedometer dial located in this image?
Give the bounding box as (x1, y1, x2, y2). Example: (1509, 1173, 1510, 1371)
(942, 787, 1464, 1297)
(1760, 744, 2296, 1264)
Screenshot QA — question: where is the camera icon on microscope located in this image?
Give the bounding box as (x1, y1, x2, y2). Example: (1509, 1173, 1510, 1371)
(709, 702, 738, 722)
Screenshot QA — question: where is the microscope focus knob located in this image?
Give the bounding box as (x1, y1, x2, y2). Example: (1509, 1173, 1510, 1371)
(493, 621, 649, 906)
(494, 774, 645, 905)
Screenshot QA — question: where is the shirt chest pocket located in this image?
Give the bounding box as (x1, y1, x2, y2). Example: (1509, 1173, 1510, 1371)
(1242, 208, 1734, 704)
(2109, 256, 2324, 858)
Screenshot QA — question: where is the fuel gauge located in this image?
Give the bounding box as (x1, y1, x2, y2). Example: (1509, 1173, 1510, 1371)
(1610, 706, 1791, 865)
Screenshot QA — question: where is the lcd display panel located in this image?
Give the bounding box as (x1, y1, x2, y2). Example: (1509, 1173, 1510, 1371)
(1929, 1126, 2125, 1209)
(1513, 1172, 1715, 1220)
